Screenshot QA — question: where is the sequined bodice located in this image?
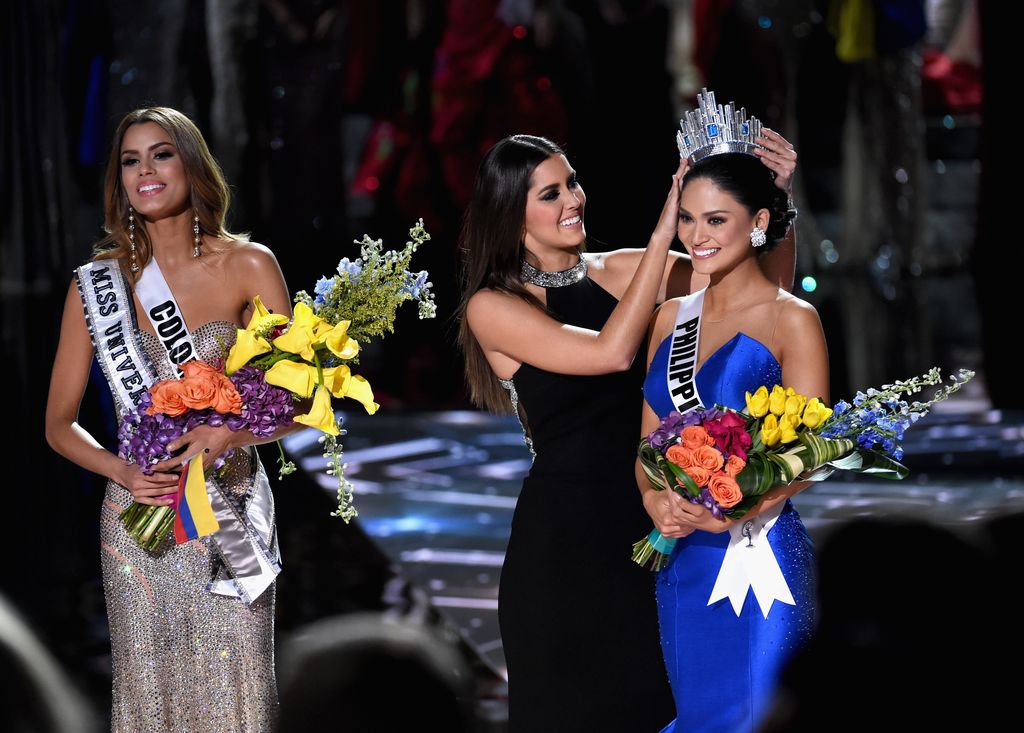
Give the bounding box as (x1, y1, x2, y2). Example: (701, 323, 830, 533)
(137, 320, 239, 380)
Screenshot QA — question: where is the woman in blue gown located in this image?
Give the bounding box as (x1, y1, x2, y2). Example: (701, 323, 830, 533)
(639, 146, 829, 732)
(456, 128, 798, 731)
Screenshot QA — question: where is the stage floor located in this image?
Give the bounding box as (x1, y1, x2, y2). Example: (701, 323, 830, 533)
(282, 407, 1024, 680)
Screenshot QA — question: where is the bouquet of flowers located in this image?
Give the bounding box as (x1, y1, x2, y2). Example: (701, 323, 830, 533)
(633, 368, 975, 570)
(117, 221, 435, 550)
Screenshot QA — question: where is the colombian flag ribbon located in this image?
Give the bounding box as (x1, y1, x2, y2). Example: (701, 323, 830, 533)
(173, 454, 220, 543)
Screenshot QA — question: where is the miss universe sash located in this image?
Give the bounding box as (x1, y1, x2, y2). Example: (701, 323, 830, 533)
(663, 288, 792, 618)
(76, 259, 280, 604)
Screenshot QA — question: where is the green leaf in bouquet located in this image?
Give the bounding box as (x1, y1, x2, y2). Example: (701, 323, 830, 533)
(637, 438, 701, 500)
(735, 452, 780, 495)
(828, 449, 909, 479)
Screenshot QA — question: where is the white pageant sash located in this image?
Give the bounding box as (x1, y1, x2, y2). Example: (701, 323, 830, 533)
(707, 502, 795, 618)
(665, 288, 707, 414)
(75, 262, 158, 415)
(134, 257, 198, 377)
(77, 258, 280, 605)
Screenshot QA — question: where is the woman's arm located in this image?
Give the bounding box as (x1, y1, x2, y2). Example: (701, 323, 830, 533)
(469, 161, 686, 377)
(45, 279, 181, 505)
(754, 128, 799, 292)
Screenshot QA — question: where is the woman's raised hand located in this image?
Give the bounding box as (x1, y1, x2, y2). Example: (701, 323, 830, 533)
(754, 128, 797, 195)
(651, 157, 689, 245)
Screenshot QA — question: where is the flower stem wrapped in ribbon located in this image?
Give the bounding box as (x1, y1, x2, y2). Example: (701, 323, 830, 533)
(633, 368, 975, 571)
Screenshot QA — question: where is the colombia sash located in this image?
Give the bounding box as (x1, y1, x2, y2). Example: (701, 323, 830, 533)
(77, 258, 280, 604)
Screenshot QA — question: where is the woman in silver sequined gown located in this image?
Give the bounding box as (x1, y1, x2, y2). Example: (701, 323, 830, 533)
(46, 108, 294, 731)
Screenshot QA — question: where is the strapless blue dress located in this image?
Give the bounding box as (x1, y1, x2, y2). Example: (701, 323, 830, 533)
(643, 330, 816, 733)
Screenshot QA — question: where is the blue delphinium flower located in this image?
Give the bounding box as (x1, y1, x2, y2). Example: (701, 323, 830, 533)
(337, 257, 362, 280)
(400, 270, 430, 299)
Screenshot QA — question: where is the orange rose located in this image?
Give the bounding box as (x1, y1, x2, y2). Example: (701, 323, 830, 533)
(683, 465, 711, 488)
(179, 360, 221, 380)
(211, 377, 243, 414)
(665, 445, 694, 468)
(708, 473, 743, 509)
(680, 425, 714, 450)
(693, 444, 725, 472)
(724, 455, 746, 478)
(180, 376, 217, 410)
(148, 380, 188, 416)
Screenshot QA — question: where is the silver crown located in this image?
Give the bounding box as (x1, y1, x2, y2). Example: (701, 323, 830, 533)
(676, 88, 763, 164)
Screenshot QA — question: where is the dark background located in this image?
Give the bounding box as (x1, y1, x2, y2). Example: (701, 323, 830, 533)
(1, 0, 1010, 726)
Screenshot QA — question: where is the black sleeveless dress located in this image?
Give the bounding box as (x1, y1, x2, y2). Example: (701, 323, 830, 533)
(499, 277, 674, 732)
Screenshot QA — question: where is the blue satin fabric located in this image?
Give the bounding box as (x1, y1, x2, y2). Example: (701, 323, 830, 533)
(643, 331, 815, 733)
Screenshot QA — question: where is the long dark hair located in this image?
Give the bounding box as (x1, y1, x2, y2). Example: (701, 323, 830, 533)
(93, 107, 243, 278)
(456, 134, 565, 413)
(683, 153, 793, 251)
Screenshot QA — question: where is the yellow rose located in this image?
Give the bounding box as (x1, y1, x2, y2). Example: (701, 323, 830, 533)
(784, 392, 807, 421)
(768, 385, 787, 416)
(293, 384, 340, 435)
(265, 360, 318, 398)
(321, 320, 360, 360)
(801, 398, 834, 429)
(225, 329, 272, 375)
(779, 414, 800, 444)
(245, 294, 289, 333)
(745, 386, 770, 418)
(761, 414, 782, 447)
(273, 302, 324, 361)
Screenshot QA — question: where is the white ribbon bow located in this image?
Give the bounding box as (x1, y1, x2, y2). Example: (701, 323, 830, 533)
(707, 503, 795, 618)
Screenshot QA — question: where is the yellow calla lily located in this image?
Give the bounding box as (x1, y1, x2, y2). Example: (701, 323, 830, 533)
(293, 384, 339, 435)
(779, 414, 800, 444)
(802, 398, 834, 429)
(225, 329, 272, 375)
(745, 386, 770, 418)
(761, 414, 782, 447)
(245, 294, 290, 333)
(265, 360, 318, 398)
(320, 365, 351, 397)
(321, 320, 360, 360)
(273, 302, 324, 361)
(768, 385, 787, 416)
(319, 365, 379, 414)
(341, 373, 379, 415)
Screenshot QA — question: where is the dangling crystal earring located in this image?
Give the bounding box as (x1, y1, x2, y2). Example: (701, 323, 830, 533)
(128, 206, 140, 272)
(193, 210, 201, 258)
(750, 226, 766, 248)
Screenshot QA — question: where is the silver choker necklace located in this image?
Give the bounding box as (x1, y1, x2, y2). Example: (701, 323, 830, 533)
(520, 257, 588, 288)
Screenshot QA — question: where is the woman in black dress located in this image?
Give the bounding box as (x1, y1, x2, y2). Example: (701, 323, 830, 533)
(456, 133, 796, 731)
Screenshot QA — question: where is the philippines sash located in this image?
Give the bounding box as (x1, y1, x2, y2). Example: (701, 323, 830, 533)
(665, 288, 707, 414)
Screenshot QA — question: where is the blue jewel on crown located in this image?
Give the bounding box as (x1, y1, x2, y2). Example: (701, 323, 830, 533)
(676, 88, 764, 164)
